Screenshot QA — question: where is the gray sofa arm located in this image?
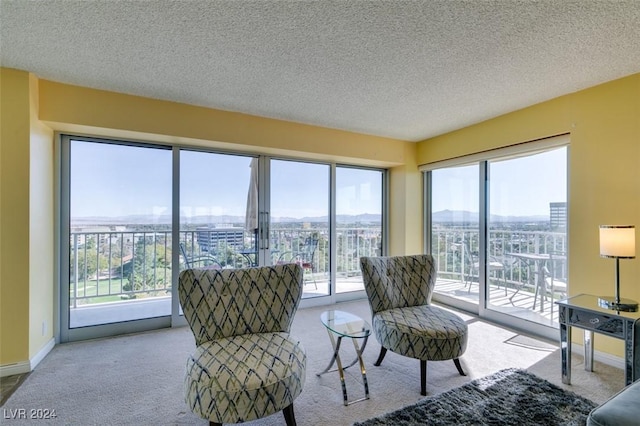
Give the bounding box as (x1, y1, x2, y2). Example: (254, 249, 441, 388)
(587, 379, 640, 426)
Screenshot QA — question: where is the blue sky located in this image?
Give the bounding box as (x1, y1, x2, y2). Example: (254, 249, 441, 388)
(70, 141, 383, 219)
(432, 147, 567, 217)
(71, 140, 565, 220)
(70, 142, 172, 218)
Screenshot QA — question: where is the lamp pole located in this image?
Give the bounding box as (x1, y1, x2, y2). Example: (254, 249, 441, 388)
(614, 256, 620, 306)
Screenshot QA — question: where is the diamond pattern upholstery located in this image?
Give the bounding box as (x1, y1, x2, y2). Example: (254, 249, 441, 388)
(374, 305, 467, 361)
(360, 255, 468, 392)
(179, 264, 306, 424)
(361, 255, 436, 314)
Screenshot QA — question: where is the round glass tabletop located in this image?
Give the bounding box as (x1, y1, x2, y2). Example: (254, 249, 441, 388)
(320, 310, 371, 338)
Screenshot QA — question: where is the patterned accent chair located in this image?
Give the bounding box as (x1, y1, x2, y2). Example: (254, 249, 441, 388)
(178, 264, 306, 426)
(360, 255, 468, 395)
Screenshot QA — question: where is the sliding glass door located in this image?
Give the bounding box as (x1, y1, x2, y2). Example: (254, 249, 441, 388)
(486, 147, 568, 326)
(269, 159, 330, 298)
(430, 165, 480, 308)
(427, 140, 568, 336)
(63, 138, 173, 338)
(335, 166, 384, 294)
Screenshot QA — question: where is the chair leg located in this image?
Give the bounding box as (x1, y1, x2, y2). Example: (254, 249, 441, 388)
(283, 403, 296, 426)
(310, 274, 317, 290)
(501, 269, 508, 296)
(509, 285, 521, 303)
(420, 359, 427, 396)
(374, 347, 387, 366)
(303, 266, 318, 290)
(453, 358, 466, 376)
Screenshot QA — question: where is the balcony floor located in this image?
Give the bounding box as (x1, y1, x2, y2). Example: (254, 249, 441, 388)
(435, 278, 560, 326)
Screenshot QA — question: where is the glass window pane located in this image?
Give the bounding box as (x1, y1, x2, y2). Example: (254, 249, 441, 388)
(431, 165, 480, 304)
(68, 141, 172, 328)
(336, 167, 383, 293)
(270, 160, 330, 298)
(487, 147, 568, 325)
(180, 151, 256, 271)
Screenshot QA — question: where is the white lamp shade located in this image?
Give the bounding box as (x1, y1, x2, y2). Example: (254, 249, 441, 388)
(600, 225, 636, 258)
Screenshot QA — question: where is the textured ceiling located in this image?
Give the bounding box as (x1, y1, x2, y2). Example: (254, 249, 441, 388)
(2, 1, 640, 141)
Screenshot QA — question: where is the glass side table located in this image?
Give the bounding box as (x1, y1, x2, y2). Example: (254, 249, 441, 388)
(317, 310, 371, 405)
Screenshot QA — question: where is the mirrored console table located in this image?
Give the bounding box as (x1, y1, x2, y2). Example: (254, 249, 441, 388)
(556, 294, 640, 386)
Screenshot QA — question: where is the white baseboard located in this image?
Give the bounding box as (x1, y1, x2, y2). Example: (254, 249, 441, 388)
(0, 338, 55, 378)
(0, 361, 31, 377)
(572, 342, 625, 370)
(30, 338, 55, 371)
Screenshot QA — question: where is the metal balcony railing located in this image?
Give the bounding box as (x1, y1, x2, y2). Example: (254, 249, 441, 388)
(68, 226, 566, 311)
(431, 228, 567, 285)
(68, 226, 383, 308)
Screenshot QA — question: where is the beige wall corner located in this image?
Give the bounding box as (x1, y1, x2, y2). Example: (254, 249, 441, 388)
(388, 142, 422, 256)
(28, 72, 55, 359)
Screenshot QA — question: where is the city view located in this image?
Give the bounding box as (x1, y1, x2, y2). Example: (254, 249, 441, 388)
(69, 204, 564, 304)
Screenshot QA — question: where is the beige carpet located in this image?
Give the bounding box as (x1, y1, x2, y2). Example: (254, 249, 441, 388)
(2, 300, 625, 425)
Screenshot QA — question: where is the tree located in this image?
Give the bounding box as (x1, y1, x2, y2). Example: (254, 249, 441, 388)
(124, 238, 171, 295)
(71, 236, 108, 281)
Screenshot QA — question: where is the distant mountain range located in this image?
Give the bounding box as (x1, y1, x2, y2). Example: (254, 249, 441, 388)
(71, 213, 382, 225)
(71, 210, 548, 226)
(432, 209, 548, 223)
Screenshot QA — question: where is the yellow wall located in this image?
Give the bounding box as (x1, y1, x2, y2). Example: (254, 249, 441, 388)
(0, 68, 31, 365)
(0, 68, 419, 370)
(38, 79, 411, 167)
(418, 73, 640, 357)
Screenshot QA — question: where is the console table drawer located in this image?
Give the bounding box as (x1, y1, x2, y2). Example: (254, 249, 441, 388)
(569, 311, 624, 337)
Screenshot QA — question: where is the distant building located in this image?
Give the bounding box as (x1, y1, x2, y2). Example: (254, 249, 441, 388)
(196, 226, 245, 252)
(550, 202, 567, 230)
(70, 226, 112, 246)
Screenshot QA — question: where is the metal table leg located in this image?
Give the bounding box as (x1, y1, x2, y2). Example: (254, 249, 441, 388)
(560, 305, 571, 384)
(350, 334, 370, 404)
(317, 329, 370, 405)
(584, 329, 594, 372)
(317, 331, 343, 376)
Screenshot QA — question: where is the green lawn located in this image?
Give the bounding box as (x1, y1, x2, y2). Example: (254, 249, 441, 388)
(70, 277, 170, 305)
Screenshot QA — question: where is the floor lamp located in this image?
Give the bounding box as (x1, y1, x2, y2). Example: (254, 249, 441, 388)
(598, 225, 637, 312)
